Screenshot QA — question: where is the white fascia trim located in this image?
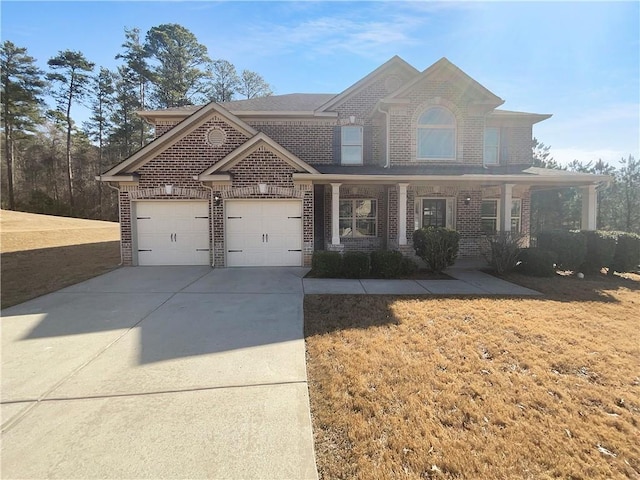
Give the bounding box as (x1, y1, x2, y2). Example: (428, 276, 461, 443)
(293, 173, 611, 186)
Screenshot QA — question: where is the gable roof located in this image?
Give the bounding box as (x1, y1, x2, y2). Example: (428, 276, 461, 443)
(221, 93, 336, 112)
(138, 94, 338, 122)
(102, 102, 258, 177)
(315, 55, 419, 112)
(384, 57, 504, 107)
(199, 132, 319, 180)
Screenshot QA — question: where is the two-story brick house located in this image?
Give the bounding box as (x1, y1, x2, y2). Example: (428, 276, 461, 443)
(99, 56, 609, 267)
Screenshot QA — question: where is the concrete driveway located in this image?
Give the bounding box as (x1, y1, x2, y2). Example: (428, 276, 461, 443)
(1, 267, 317, 479)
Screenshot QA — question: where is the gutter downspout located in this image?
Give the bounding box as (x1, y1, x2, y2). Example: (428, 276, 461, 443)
(377, 103, 390, 168)
(106, 182, 124, 267)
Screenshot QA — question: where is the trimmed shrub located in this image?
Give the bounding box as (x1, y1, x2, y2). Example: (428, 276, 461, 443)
(341, 251, 370, 278)
(516, 248, 557, 277)
(413, 227, 460, 273)
(311, 251, 342, 278)
(370, 250, 404, 278)
(610, 232, 640, 273)
(483, 232, 526, 274)
(400, 257, 418, 276)
(580, 230, 617, 274)
(537, 230, 586, 271)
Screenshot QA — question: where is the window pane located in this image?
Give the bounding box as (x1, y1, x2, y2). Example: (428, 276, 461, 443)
(339, 200, 352, 217)
(339, 219, 353, 237)
(511, 218, 521, 233)
(354, 200, 375, 218)
(341, 145, 362, 164)
(355, 219, 376, 237)
(481, 200, 497, 216)
(484, 127, 499, 146)
(342, 126, 362, 145)
(417, 128, 455, 158)
(418, 107, 454, 125)
(481, 219, 497, 234)
(422, 199, 446, 227)
(511, 199, 521, 217)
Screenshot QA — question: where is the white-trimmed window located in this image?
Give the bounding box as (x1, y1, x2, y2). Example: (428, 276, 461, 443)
(510, 199, 522, 232)
(481, 200, 499, 234)
(417, 106, 456, 160)
(414, 198, 456, 230)
(481, 199, 522, 234)
(484, 127, 500, 165)
(341, 126, 363, 165)
(339, 199, 377, 237)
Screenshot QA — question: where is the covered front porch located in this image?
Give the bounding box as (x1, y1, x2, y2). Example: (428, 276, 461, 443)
(298, 168, 608, 258)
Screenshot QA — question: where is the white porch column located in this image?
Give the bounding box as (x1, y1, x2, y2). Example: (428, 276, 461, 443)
(500, 183, 514, 232)
(581, 184, 597, 230)
(331, 183, 341, 245)
(397, 183, 409, 245)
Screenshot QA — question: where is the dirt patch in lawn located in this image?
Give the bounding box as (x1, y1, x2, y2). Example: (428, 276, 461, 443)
(305, 273, 640, 479)
(1, 210, 121, 308)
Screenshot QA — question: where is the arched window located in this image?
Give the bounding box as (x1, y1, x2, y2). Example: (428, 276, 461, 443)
(417, 106, 456, 159)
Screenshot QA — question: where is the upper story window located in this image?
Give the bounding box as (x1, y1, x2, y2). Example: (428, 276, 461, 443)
(417, 106, 456, 160)
(484, 127, 500, 166)
(341, 126, 363, 165)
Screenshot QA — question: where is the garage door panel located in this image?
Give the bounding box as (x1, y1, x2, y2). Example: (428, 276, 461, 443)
(225, 200, 303, 267)
(134, 201, 210, 266)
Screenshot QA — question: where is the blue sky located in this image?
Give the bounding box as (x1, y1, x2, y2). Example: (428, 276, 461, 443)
(2, 1, 638, 166)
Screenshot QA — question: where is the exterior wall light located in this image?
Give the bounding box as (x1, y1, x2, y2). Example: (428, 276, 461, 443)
(464, 196, 471, 205)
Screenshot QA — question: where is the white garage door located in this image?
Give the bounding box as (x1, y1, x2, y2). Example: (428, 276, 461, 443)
(135, 201, 210, 266)
(226, 200, 302, 267)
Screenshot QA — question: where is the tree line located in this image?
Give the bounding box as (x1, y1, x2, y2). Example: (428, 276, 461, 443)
(1, 23, 273, 219)
(531, 139, 639, 235)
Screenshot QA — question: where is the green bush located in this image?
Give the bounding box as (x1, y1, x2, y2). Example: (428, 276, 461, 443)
(341, 251, 370, 278)
(412, 227, 460, 273)
(536, 230, 586, 271)
(580, 230, 617, 274)
(400, 256, 418, 276)
(610, 232, 640, 273)
(483, 232, 525, 274)
(370, 250, 404, 278)
(311, 251, 342, 277)
(516, 248, 557, 277)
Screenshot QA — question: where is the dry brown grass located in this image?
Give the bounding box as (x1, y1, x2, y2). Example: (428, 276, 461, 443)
(305, 272, 640, 479)
(1, 210, 120, 308)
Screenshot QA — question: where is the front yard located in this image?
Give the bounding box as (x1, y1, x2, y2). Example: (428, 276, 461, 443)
(305, 272, 640, 479)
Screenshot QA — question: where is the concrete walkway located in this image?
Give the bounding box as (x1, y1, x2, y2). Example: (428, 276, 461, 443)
(1, 267, 317, 480)
(304, 264, 540, 296)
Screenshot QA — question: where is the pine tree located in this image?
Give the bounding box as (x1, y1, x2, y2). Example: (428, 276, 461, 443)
(116, 27, 151, 147)
(144, 24, 211, 107)
(84, 67, 115, 216)
(1, 41, 46, 209)
(47, 50, 94, 212)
